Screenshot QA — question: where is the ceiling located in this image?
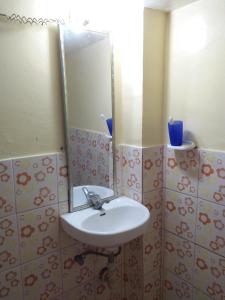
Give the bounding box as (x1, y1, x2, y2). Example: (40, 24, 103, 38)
(144, 0, 199, 11)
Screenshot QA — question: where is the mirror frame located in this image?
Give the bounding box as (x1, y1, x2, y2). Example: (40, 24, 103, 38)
(58, 24, 118, 212)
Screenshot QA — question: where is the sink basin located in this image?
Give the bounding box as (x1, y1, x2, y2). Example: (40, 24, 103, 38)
(72, 185, 114, 207)
(60, 196, 150, 247)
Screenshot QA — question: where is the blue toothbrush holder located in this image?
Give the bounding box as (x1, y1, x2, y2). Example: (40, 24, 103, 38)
(168, 120, 183, 146)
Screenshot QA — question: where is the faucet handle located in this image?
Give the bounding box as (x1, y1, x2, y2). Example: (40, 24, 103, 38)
(82, 187, 93, 205)
(82, 186, 103, 209)
(82, 187, 89, 198)
(90, 194, 102, 210)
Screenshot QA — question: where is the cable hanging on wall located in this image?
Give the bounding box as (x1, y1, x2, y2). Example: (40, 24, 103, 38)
(0, 12, 65, 26)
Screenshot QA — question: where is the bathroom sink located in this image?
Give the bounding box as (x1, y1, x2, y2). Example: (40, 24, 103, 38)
(72, 185, 114, 207)
(60, 196, 150, 247)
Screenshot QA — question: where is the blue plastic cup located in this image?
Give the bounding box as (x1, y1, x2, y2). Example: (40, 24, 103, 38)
(106, 118, 113, 136)
(168, 120, 183, 146)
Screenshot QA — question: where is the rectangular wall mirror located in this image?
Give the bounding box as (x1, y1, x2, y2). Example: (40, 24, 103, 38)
(59, 25, 117, 211)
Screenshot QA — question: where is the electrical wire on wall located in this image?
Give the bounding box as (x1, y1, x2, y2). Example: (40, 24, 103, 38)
(0, 12, 65, 26)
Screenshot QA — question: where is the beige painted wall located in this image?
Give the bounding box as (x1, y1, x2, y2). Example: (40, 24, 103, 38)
(64, 32, 112, 133)
(0, 0, 145, 158)
(115, 8, 167, 147)
(163, 0, 225, 150)
(114, 5, 143, 146)
(0, 0, 68, 159)
(142, 9, 167, 147)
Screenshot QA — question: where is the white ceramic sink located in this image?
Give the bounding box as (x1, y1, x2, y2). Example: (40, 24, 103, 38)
(60, 196, 150, 247)
(72, 185, 114, 207)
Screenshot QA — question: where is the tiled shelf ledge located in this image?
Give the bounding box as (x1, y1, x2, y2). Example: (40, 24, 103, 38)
(167, 141, 196, 150)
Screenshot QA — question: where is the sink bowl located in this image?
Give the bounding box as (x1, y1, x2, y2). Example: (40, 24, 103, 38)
(72, 185, 114, 207)
(60, 196, 150, 247)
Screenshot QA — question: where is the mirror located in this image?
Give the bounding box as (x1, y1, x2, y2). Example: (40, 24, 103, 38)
(59, 25, 116, 211)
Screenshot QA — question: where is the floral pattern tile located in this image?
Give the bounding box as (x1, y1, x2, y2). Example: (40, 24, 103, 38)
(18, 204, 59, 263)
(63, 281, 95, 300)
(164, 231, 195, 284)
(196, 199, 225, 256)
(21, 251, 62, 300)
(108, 142, 114, 190)
(143, 230, 162, 275)
(0, 266, 23, 299)
(68, 128, 80, 187)
(143, 146, 164, 193)
(57, 153, 68, 203)
(0, 159, 15, 218)
(122, 189, 142, 203)
(115, 145, 122, 194)
(94, 266, 122, 300)
(59, 201, 75, 249)
(199, 150, 225, 206)
(123, 238, 143, 300)
(121, 145, 142, 193)
(0, 214, 20, 272)
(94, 246, 123, 279)
(61, 242, 95, 292)
(194, 245, 225, 299)
(143, 189, 163, 232)
(164, 190, 197, 241)
(4, 146, 225, 299)
(123, 237, 143, 300)
(143, 269, 161, 300)
(163, 270, 193, 300)
(75, 130, 98, 185)
(123, 263, 143, 300)
(123, 237, 143, 268)
(193, 289, 213, 300)
(165, 148, 199, 196)
(68, 128, 111, 190)
(96, 133, 111, 188)
(13, 155, 58, 212)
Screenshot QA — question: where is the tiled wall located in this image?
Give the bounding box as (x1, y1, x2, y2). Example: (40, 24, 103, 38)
(68, 128, 112, 191)
(118, 144, 163, 300)
(0, 153, 68, 300)
(0, 152, 124, 300)
(2, 145, 224, 300)
(163, 148, 225, 300)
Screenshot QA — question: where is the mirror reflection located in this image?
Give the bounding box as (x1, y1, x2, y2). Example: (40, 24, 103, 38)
(59, 26, 115, 210)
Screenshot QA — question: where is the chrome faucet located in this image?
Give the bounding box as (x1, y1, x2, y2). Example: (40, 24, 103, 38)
(82, 187, 103, 210)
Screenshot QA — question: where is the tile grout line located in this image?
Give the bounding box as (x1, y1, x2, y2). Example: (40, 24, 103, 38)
(55, 153, 64, 297)
(0, 200, 60, 220)
(164, 228, 225, 259)
(161, 146, 166, 300)
(11, 157, 25, 300)
(193, 149, 201, 300)
(152, 148, 225, 299)
(164, 186, 225, 208)
(0, 248, 61, 277)
(142, 146, 158, 299)
(165, 268, 214, 300)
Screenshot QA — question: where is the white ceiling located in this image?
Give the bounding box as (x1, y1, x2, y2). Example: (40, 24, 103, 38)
(144, 0, 199, 11)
